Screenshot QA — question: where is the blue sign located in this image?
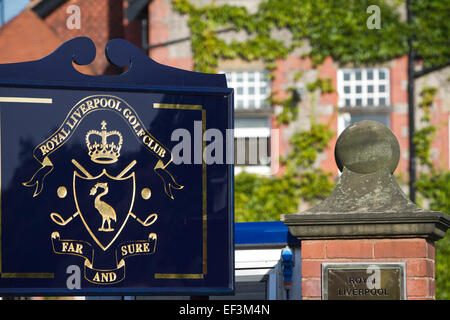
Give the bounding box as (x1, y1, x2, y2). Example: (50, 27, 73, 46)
(0, 37, 234, 295)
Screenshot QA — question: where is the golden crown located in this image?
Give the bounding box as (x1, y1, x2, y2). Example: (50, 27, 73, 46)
(86, 121, 123, 164)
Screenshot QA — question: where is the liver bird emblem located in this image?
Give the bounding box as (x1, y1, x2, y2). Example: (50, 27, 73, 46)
(90, 182, 117, 232)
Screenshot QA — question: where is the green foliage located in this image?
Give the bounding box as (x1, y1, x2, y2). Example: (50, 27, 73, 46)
(274, 77, 334, 125)
(172, 0, 290, 73)
(410, 1, 450, 69)
(306, 77, 334, 94)
(296, 169, 335, 203)
(426, 170, 450, 300)
(235, 122, 335, 222)
(283, 123, 335, 169)
(413, 87, 438, 168)
(234, 171, 299, 222)
(274, 87, 301, 125)
(173, 0, 411, 73)
(413, 86, 450, 299)
(436, 234, 450, 300)
(416, 172, 450, 214)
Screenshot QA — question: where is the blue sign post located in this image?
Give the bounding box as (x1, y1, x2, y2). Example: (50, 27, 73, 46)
(0, 37, 234, 296)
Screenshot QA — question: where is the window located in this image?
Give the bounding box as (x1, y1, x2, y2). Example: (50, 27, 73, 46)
(337, 68, 390, 107)
(234, 118, 271, 175)
(338, 112, 390, 136)
(223, 70, 273, 175)
(337, 68, 391, 137)
(225, 71, 270, 109)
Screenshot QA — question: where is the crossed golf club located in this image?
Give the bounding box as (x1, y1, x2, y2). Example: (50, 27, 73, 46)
(50, 159, 157, 228)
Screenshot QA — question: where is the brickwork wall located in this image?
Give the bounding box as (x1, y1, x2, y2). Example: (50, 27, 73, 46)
(415, 67, 450, 171)
(148, 0, 193, 70)
(123, 0, 142, 49)
(431, 97, 450, 170)
(389, 56, 410, 175)
(301, 238, 435, 300)
(272, 54, 340, 176)
(44, 0, 124, 74)
(144, 0, 450, 176)
(0, 10, 62, 63)
(317, 57, 339, 174)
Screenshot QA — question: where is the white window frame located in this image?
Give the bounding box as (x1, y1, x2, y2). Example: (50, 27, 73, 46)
(338, 112, 391, 136)
(224, 71, 270, 110)
(222, 70, 273, 175)
(234, 117, 272, 175)
(337, 68, 390, 108)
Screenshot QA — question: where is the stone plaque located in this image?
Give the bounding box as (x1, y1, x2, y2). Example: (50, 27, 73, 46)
(322, 263, 406, 300)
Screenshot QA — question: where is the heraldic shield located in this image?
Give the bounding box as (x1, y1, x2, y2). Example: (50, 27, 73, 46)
(73, 169, 136, 251)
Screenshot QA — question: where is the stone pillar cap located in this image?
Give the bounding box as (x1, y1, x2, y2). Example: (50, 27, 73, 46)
(281, 120, 450, 241)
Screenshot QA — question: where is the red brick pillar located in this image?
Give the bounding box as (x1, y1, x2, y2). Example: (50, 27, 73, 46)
(301, 239, 435, 299)
(282, 121, 449, 300)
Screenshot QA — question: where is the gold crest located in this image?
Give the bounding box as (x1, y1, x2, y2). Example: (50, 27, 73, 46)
(86, 121, 123, 164)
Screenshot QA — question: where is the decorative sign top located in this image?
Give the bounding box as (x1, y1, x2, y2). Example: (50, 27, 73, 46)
(0, 37, 233, 295)
(0, 37, 226, 89)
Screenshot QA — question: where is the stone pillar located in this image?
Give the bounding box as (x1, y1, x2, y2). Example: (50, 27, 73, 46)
(282, 120, 450, 300)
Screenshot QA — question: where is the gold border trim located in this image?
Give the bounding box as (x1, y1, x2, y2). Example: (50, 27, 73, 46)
(153, 103, 207, 279)
(154, 103, 202, 110)
(202, 109, 207, 275)
(0, 97, 52, 104)
(1, 273, 54, 278)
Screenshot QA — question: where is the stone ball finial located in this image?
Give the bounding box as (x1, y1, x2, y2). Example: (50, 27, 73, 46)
(335, 120, 400, 174)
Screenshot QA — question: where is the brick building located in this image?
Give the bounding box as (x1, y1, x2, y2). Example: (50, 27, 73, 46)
(0, 0, 449, 181)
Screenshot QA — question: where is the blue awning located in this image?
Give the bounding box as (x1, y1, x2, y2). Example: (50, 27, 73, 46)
(235, 221, 300, 247)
